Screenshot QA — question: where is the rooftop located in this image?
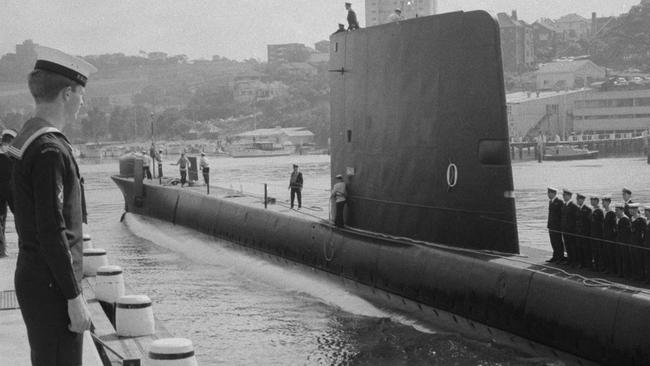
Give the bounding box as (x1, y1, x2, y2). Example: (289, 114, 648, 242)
(536, 60, 602, 74)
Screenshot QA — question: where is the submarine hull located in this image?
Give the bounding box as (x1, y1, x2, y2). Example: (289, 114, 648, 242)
(113, 176, 650, 366)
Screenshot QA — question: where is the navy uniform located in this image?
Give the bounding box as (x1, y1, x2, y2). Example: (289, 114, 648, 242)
(622, 187, 633, 217)
(575, 193, 592, 268)
(590, 196, 604, 271)
(289, 164, 303, 209)
(0, 129, 17, 257)
(560, 189, 578, 265)
(345, 2, 360, 30)
(614, 203, 632, 279)
(629, 203, 646, 280)
(643, 207, 650, 283)
(546, 187, 564, 262)
(602, 196, 617, 274)
(8, 46, 96, 366)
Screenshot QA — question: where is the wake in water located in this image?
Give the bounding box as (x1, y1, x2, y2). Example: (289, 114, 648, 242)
(123, 213, 438, 335)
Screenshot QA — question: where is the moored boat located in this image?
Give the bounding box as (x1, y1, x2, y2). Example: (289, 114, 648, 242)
(228, 141, 293, 158)
(544, 145, 599, 161)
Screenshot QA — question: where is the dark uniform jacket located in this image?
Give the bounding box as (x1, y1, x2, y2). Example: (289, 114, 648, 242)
(547, 196, 563, 230)
(616, 216, 632, 244)
(0, 150, 13, 211)
(624, 199, 633, 218)
(8, 118, 83, 300)
(591, 207, 604, 239)
(347, 9, 360, 30)
(289, 171, 303, 190)
(645, 221, 650, 247)
(631, 216, 646, 246)
(603, 210, 617, 241)
(561, 201, 578, 234)
(577, 204, 592, 236)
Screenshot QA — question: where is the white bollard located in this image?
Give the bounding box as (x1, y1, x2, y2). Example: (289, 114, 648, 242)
(83, 248, 108, 277)
(82, 234, 93, 249)
(147, 338, 198, 366)
(116, 295, 155, 337)
(95, 265, 125, 303)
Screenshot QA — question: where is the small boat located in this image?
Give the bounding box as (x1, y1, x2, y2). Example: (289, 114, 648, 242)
(544, 145, 598, 161)
(228, 142, 293, 158)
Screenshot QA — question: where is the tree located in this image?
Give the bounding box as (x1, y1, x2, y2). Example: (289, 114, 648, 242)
(81, 107, 108, 141)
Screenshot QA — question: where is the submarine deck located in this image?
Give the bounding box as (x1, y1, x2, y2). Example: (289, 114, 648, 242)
(156, 179, 650, 293)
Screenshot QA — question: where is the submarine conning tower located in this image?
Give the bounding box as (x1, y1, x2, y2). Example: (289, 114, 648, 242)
(329, 11, 519, 253)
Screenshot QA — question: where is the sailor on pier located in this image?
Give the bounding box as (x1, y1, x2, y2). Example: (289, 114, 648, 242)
(546, 187, 564, 263)
(590, 195, 604, 271)
(8, 45, 95, 365)
(560, 189, 578, 265)
(0, 129, 16, 258)
(602, 195, 617, 274)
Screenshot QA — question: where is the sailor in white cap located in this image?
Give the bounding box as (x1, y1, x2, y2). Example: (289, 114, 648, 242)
(546, 187, 564, 263)
(560, 188, 579, 265)
(9, 45, 96, 365)
(589, 194, 604, 271)
(601, 194, 617, 273)
(199, 152, 210, 188)
(614, 202, 632, 279)
(0, 128, 17, 258)
(622, 187, 633, 217)
(331, 174, 347, 227)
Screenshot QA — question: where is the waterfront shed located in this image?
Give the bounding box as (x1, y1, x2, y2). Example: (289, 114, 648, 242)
(536, 60, 605, 90)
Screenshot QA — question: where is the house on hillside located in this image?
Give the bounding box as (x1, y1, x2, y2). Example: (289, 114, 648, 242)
(554, 13, 590, 41)
(532, 19, 558, 62)
(232, 72, 288, 104)
(497, 11, 535, 72)
(536, 60, 605, 90)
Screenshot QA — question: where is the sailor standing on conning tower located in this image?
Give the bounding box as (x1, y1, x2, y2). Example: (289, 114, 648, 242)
(8, 45, 96, 365)
(345, 2, 359, 30)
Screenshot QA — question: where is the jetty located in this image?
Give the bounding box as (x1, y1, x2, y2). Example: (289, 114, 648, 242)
(0, 225, 175, 366)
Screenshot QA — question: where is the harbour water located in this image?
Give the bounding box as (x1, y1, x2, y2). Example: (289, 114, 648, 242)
(10, 155, 647, 365)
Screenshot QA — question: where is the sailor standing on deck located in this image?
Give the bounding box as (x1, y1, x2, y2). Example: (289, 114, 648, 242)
(615, 202, 632, 279)
(0, 129, 17, 258)
(175, 152, 190, 187)
(289, 164, 303, 209)
(590, 195, 604, 271)
(8, 46, 94, 366)
(157, 149, 164, 178)
(331, 174, 347, 227)
(622, 187, 633, 217)
(546, 187, 564, 263)
(345, 2, 360, 30)
(643, 205, 650, 282)
(560, 189, 578, 265)
(141, 150, 152, 180)
(629, 203, 646, 280)
(602, 195, 617, 274)
(199, 152, 210, 186)
(576, 193, 592, 268)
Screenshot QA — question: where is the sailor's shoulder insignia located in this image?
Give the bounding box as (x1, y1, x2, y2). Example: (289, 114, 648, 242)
(40, 146, 60, 155)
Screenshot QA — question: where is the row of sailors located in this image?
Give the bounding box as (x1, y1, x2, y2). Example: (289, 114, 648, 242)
(547, 187, 650, 282)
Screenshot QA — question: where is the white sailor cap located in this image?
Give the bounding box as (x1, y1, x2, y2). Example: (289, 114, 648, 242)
(1, 129, 17, 138)
(629, 203, 640, 209)
(614, 202, 625, 209)
(602, 194, 612, 201)
(34, 46, 97, 87)
(335, 174, 343, 179)
(547, 187, 558, 193)
(644, 205, 650, 211)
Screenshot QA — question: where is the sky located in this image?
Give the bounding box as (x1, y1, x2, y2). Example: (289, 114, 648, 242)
(0, 0, 640, 61)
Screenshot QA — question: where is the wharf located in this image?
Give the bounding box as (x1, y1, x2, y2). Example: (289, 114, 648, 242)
(0, 218, 171, 366)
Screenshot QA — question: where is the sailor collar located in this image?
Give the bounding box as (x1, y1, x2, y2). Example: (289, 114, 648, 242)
(7, 118, 69, 160)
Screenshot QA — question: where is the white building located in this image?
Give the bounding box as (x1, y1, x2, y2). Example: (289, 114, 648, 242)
(365, 0, 437, 26)
(536, 60, 605, 90)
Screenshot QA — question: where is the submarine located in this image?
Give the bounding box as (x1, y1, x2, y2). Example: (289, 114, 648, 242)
(113, 11, 650, 366)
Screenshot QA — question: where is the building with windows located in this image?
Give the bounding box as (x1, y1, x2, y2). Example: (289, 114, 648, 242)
(573, 89, 650, 134)
(554, 13, 590, 41)
(365, 0, 437, 26)
(497, 11, 535, 72)
(536, 60, 605, 90)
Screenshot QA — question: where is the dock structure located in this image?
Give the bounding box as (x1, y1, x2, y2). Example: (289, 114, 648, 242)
(0, 237, 171, 366)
